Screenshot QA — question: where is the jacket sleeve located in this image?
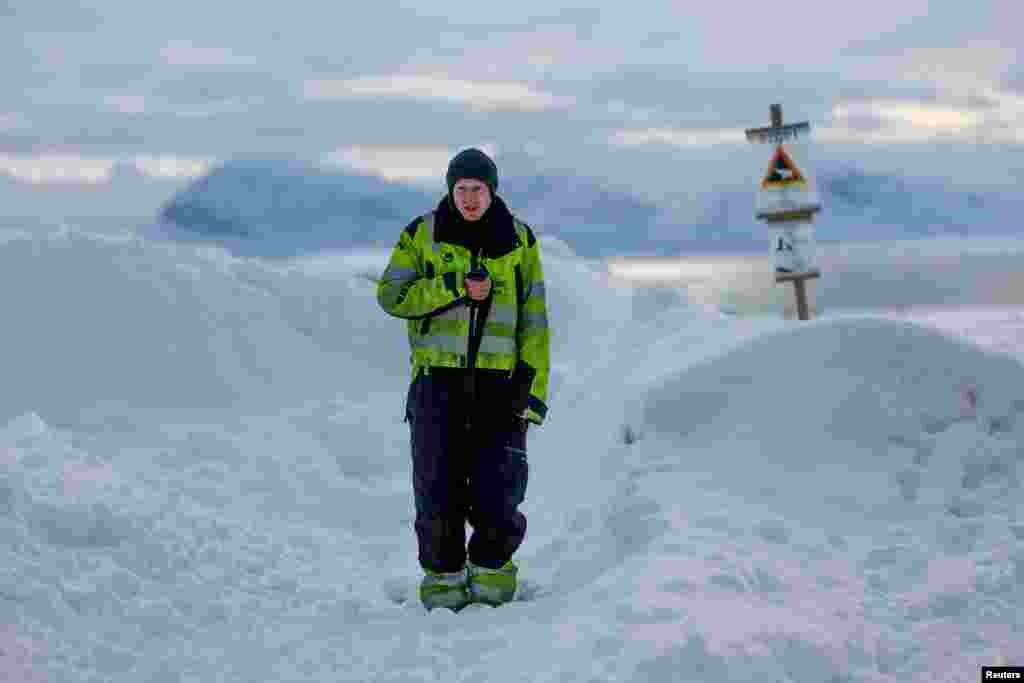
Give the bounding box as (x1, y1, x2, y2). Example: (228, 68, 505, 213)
(377, 220, 467, 319)
(513, 230, 551, 425)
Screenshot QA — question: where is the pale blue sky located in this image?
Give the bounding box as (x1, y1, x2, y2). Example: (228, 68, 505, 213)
(1, 0, 1020, 201)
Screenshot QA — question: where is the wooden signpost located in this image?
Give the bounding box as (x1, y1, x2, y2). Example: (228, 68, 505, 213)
(746, 104, 822, 320)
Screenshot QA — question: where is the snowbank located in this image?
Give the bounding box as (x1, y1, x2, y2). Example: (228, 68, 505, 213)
(0, 224, 1021, 682)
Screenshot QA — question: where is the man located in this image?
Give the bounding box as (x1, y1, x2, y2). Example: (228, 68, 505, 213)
(377, 148, 550, 611)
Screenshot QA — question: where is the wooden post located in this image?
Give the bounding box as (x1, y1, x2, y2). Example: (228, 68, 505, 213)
(759, 103, 818, 321)
(794, 278, 809, 320)
(775, 268, 821, 320)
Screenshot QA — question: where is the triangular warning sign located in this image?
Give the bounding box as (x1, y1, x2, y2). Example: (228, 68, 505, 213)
(761, 144, 806, 189)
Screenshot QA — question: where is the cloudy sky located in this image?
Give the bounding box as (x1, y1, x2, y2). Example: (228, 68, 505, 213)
(1, 0, 1021, 214)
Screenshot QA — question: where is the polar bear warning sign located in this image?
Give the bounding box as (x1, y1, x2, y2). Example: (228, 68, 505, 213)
(761, 144, 806, 189)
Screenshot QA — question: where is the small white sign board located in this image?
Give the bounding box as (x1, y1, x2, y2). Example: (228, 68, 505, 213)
(770, 222, 817, 275)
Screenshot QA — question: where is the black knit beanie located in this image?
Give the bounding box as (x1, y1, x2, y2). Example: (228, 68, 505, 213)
(446, 148, 498, 197)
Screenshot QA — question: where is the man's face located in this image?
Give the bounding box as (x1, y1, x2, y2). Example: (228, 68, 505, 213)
(452, 179, 492, 222)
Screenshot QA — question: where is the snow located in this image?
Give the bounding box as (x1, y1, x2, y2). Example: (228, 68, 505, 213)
(1, 225, 1021, 682)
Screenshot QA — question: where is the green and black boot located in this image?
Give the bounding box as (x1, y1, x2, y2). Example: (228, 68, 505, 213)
(419, 567, 470, 612)
(467, 560, 518, 606)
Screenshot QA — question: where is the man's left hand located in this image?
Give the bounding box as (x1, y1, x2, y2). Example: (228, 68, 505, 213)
(465, 275, 491, 301)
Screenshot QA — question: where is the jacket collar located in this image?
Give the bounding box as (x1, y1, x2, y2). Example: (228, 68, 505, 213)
(433, 195, 520, 258)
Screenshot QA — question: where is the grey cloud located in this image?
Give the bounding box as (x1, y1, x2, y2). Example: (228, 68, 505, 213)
(0, 42, 61, 93)
(9, 94, 535, 160)
(76, 62, 157, 90)
(1, 111, 155, 153)
(249, 123, 311, 137)
(302, 54, 357, 76)
(0, 131, 46, 155)
(835, 82, 944, 103)
(6, 2, 413, 87)
(580, 63, 1013, 134)
(582, 68, 838, 127)
(150, 71, 294, 107)
(531, 6, 603, 28)
(835, 84, 1001, 112)
(4, 103, 209, 156)
(13, 33, 158, 96)
(508, 7, 603, 38)
(0, 1, 101, 32)
(53, 126, 155, 150)
(292, 98, 581, 151)
(840, 5, 1013, 59)
(404, 5, 602, 34)
(639, 31, 686, 49)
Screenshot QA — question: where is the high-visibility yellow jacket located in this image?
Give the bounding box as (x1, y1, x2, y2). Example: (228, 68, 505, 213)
(377, 196, 550, 425)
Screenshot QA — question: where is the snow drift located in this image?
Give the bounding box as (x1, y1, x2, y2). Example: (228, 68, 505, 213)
(0, 225, 1021, 682)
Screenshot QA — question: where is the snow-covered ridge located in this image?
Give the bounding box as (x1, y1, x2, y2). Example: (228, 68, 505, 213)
(154, 158, 1024, 259)
(155, 158, 667, 258)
